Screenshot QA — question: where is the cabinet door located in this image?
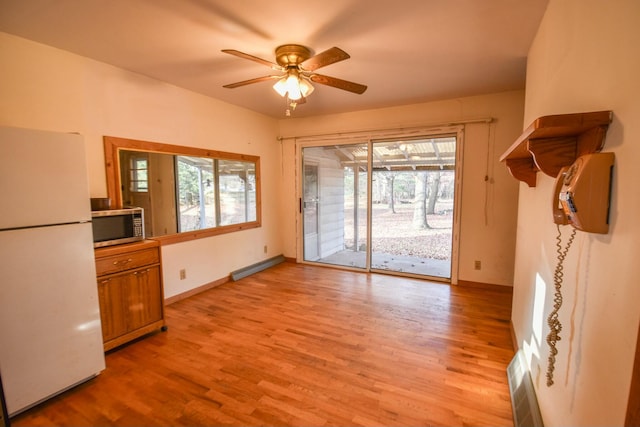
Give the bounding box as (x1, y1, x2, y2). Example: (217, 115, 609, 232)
(125, 266, 163, 331)
(97, 276, 128, 342)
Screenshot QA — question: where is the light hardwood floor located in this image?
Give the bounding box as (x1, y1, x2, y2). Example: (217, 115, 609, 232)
(13, 263, 515, 426)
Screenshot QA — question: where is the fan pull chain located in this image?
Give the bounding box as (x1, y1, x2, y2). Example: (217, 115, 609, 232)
(546, 225, 577, 386)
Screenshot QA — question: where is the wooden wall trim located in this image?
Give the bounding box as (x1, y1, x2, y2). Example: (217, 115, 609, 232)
(457, 279, 514, 294)
(625, 320, 640, 425)
(165, 276, 229, 305)
(510, 320, 519, 353)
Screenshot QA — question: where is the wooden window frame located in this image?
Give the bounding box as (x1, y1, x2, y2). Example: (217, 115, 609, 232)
(103, 136, 261, 246)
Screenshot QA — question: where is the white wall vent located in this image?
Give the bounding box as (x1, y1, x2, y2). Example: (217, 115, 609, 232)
(507, 349, 544, 427)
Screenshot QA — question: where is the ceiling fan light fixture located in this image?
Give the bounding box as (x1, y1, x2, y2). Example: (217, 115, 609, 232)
(284, 73, 302, 100)
(272, 77, 288, 97)
(272, 70, 314, 101)
(299, 77, 314, 98)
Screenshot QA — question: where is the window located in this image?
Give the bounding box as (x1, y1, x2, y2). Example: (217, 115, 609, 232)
(105, 136, 261, 245)
(176, 155, 215, 232)
(129, 157, 148, 192)
(218, 159, 256, 225)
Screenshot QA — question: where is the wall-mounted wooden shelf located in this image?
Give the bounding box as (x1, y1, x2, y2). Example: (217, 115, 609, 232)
(500, 111, 612, 187)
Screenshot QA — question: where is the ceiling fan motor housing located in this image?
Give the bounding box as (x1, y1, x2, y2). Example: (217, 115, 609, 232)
(275, 44, 312, 67)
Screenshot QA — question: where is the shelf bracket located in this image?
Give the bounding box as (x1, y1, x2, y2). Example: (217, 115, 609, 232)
(528, 136, 577, 178)
(505, 158, 537, 187)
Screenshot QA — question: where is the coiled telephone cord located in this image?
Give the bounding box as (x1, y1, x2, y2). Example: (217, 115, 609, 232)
(546, 224, 577, 386)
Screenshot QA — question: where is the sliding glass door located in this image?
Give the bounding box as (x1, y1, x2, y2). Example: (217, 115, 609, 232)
(302, 144, 368, 268)
(369, 138, 455, 278)
(302, 162, 319, 261)
(301, 134, 457, 280)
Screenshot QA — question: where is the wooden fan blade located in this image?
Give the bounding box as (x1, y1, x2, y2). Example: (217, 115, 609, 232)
(223, 75, 281, 89)
(221, 49, 284, 71)
(309, 74, 367, 94)
(301, 47, 350, 71)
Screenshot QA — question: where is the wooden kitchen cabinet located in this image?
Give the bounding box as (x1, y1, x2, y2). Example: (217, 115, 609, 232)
(94, 240, 166, 351)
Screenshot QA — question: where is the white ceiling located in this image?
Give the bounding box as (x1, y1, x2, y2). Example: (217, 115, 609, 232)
(0, 0, 548, 119)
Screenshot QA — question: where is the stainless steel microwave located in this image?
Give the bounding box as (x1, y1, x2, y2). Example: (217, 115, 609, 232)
(91, 207, 144, 248)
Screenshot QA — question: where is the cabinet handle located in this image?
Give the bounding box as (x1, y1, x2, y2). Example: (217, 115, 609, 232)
(131, 268, 150, 278)
(100, 279, 110, 284)
(112, 258, 133, 265)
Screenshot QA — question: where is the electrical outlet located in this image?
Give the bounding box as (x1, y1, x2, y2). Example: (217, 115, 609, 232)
(263, 245, 268, 254)
(474, 260, 481, 270)
(179, 269, 186, 280)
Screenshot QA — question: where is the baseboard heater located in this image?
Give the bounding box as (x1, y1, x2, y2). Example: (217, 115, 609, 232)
(507, 349, 544, 427)
(230, 255, 285, 281)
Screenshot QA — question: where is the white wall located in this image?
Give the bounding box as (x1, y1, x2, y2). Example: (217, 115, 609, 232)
(511, 0, 640, 425)
(278, 90, 524, 286)
(0, 32, 283, 299)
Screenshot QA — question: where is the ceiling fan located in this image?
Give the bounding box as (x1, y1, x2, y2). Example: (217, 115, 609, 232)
(221, 44, 367, 110)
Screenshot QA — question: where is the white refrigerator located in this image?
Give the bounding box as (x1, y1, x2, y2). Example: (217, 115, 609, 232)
(0, 126, 105, 416)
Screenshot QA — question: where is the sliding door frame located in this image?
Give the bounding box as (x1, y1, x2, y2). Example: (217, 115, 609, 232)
(450, 126, 464, 284)
(294, 125, 465, 284)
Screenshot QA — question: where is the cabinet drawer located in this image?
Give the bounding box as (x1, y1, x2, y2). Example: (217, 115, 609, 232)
(95, 248, 159, 276)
